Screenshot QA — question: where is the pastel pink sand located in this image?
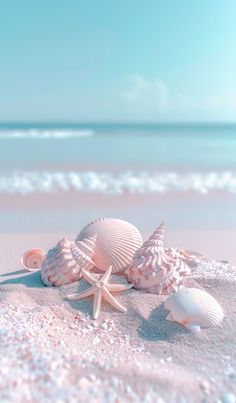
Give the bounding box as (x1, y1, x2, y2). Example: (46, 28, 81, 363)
(0, 232, 236, 402)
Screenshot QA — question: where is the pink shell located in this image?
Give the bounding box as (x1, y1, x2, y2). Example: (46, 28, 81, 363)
(125, 222, 191, 294)
(21, 249, 46, 271)
(76, 218, 143, 273)
(40, 235, 97, 287)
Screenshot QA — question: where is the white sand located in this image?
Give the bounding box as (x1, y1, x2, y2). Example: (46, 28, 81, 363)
(0, 233, 236, 402)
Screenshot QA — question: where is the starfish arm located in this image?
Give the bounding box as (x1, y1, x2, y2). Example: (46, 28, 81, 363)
(107, 283, 133, 292)
(81, 269, 96, 285)
(101, 265, 113, 283)
(67, 286, 95, 301)
(93, 289, 102, 319)
(102, 287, 127, 313)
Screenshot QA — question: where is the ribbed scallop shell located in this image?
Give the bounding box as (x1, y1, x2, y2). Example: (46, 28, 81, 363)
(164, 288, 224, 331)
(41, 235, 96, 287)
(125, 222, 191, 294)
(76, 218, 143, 273)
(21, 248, 46, 271)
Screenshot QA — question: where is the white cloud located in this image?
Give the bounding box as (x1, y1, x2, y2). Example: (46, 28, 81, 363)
(124, 75, 169, 112)
(123, 75, 236, 120)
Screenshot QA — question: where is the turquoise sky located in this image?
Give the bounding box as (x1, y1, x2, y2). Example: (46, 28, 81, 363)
(0, 0, 236, 122)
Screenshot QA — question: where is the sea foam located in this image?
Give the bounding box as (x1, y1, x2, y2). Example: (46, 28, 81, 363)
(0, 171, 236, 194)
(0, 129, 95, 139)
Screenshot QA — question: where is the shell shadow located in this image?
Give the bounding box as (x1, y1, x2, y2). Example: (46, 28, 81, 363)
(64, 281, 94, 317)
(0, 270, 44, 288)
(0, 269, 26, 277)
(67, 299, 93, 317)
(137, 302, 186, 341)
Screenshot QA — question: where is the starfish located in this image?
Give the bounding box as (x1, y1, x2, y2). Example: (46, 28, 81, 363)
(67, 265, 133, 319)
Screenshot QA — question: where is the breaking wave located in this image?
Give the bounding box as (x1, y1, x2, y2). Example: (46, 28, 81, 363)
(0, 129, 95, 139)
(0, 171, 236, 194)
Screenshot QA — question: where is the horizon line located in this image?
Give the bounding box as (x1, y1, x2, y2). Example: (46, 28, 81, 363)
(0, 121, 236, 126)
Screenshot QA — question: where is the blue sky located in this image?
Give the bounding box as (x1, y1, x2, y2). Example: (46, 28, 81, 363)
(0, 0, 236, 122)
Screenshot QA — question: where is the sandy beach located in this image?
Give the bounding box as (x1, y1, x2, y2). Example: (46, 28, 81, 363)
(1, 0, 236, 400)
(0, 232, 236, 402)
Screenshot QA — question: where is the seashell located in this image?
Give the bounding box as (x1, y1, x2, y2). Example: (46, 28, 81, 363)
(76, 218, 143, 274)
(40, 235, 97, 287)
(178, 249, 203, 260)
(164, 287, 224, 332)
(173, 248, 204, 268)
(21, 249, 46, 271)
(125, 222, 191, 294)
(76, 234, 97, 258)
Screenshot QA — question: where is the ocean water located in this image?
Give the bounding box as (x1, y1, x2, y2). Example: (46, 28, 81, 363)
(0, 123, 236, 194)
(0, 123, 236, 232)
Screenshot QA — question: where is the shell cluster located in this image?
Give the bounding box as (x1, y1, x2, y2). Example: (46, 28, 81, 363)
(41, 235, 96, 286)
(125, 222, 191, 294)
(26, 219, 191, 292)
(164, 287, 224, 332)
(28, 217, 143, 287)
(20, 217, 225, 332)
(76, 218, 143, 274)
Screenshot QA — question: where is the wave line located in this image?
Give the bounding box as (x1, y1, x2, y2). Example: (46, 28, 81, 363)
(0, 129, 95, 139)
(0, 170, 236, 194)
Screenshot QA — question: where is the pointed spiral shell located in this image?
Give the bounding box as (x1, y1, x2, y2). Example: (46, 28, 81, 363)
(126, 222, 191, 294)
(76, 233, 97, 258)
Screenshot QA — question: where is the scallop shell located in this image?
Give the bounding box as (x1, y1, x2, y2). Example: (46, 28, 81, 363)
(41, 235, 97, 287)
(21, 248, 46, 271)
(164, 287, 224, 332)
(76, 218, 143, 273)
(125, 222, 191, 294)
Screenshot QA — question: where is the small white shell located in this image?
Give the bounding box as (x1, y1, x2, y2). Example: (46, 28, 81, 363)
(76, 218, 143, 273)
(41, 235, 96, 287)
(164, 287, 224, 332)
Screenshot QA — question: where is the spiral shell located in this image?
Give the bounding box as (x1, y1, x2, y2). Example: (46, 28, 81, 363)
(76, 218, 143, 273)
(21, 249, 46, 271)
(125, 222, 191, 294)
(164, 287, 224, 332)
(41, 235, 97, 287)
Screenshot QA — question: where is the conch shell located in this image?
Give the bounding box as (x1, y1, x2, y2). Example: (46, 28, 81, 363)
(125, 222, 191, 294)
(164, 287, 224, 332)
(40, 234, 97, 287)
(21, 249, 46, 271)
